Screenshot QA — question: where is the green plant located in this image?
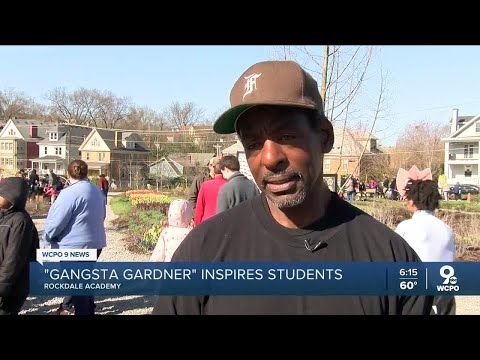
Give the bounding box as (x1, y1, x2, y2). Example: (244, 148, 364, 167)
(139, 224, 165, 251)
(110, 195, 132, 215)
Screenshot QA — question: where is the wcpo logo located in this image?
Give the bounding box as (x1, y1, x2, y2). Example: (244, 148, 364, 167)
(437, 265, 459, 292)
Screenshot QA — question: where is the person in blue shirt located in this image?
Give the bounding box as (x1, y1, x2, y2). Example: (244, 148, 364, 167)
(44, 159, 106, 315)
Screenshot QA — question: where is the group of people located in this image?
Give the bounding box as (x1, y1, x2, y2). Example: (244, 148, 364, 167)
(150, 154, 259, 262)
(0, 59, 460, 316)
(0, 159, 107, 315)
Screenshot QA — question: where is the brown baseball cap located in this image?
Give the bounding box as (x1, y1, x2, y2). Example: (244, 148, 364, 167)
(213, 60, 325, 134)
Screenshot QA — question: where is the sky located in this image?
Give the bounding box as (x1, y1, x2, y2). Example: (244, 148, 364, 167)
(0, 45, 479, 146)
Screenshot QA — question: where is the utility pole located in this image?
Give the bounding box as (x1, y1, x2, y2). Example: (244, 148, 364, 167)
(65, 122, 72, 176)
(155, 140, 160, 192)
(320, 45, 329, 108)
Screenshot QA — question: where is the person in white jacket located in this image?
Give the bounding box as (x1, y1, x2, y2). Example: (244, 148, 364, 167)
(150, 199, 193, 262)
(395, 173, 455, 315)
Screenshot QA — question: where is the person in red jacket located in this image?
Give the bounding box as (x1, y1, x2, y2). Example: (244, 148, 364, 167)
(194, 156, 226, 225)
(44, 184, 58, 204)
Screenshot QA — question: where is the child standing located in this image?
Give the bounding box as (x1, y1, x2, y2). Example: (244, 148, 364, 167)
(150, 199, 193, 262)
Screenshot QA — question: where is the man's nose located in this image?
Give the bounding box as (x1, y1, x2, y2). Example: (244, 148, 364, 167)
(261, 140, 288, 172)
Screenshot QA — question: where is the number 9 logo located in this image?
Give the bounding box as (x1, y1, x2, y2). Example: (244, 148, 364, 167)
(440, 265, 454, 285)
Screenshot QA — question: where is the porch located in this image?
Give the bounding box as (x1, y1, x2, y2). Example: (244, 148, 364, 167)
(30, 156, 66, 175)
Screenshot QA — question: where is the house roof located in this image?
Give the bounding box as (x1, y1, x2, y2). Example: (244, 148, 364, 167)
(6, 119, 51, 141)
(169, 152, 214, 166)
(37, 124, 93, 146)
(30, 155, 64, 162)
(149, 156, 183, 176)
(448, 114, 480, 138)
(92, 129, 150, 152)
(349, 130, 379, 141)
(221, 141, 244, 155)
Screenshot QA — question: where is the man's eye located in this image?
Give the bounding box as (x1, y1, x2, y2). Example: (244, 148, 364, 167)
(279, 135, 296, 141)
(246, 142, 261, 151)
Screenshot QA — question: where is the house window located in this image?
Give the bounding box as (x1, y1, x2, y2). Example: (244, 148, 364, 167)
(465, 168, 472, 177)
(44, 147, 48, 155)
(8, 143, 12, 151)
(341, 159, 348, 171)
(476, 122, 480, 132)
(92, 139, 99, 147)
(464, 144, 474, 159)
(8, 129, 15, 136)
(324, 159, 331, 172)
(55, 147, 62, 155)
(86, 153, 90, 160)
(99, 152, 106, 161)
(127, 141, 134, 149)
(0, 143, 4, 150)
(7, 158, 13, 166)
(49, 133, 58, 141)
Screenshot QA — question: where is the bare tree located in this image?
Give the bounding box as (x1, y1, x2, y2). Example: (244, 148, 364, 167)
(89, 90, 132, 129)
(45, 87, 94, 125)
(394, 119, 449, 177)
(275, 46, 375, 125)
(339, 68, 390, 190)
(46, 88, 132, 128)
(0, 88, 45, 120)
(163, 101, 205, 129)
(125, 106, 166, 131)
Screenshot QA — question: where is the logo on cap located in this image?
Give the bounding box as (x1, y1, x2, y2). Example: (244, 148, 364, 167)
(243, 73, 262, 100)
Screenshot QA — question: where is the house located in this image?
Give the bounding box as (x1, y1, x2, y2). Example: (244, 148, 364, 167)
(221, 126, 375, 188)
(442, 109, 479, 185)
(149, 157, 184, 179)
(0, 118, 49, 175)
(30, 124, 93, 175)
(150, 153, 215, 183)
(78, 128, 151, 182)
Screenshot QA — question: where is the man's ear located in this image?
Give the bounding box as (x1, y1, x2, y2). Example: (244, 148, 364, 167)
(320, 120, 334, 153)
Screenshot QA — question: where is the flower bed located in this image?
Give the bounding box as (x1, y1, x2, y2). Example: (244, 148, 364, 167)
(112, 192, 174, 253)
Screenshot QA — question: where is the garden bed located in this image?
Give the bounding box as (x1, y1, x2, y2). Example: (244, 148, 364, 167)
(110, 192, 173, 254)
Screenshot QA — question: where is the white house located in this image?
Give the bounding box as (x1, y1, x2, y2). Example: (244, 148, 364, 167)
(31, 124, 92, 175)
(442, 109, 480, 185)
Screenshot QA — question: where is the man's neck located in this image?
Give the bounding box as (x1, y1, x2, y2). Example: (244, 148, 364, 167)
(69, 178, 81, 185)
(225, 170, 239, 180)
(266, 182, 332, 229)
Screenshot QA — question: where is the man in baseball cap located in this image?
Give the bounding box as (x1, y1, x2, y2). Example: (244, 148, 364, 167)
(153, 60, 433, 315)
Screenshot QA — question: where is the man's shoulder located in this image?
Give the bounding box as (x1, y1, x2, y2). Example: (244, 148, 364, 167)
(335, 198, 415, 257)
(1, 210, 33, 227)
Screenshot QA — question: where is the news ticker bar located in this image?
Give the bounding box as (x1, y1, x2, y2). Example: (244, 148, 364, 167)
(29, 262, 478, 296)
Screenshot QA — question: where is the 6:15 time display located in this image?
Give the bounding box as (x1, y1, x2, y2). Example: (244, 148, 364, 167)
(399, 268, 418, 277)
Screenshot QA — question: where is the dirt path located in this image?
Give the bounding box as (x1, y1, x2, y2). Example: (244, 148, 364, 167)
(20, 194, 479, 315)
(20, 194, 155, 315)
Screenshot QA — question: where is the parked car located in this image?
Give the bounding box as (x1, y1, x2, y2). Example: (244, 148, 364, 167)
(449, 184, 479, 194)
(448, 184, 480, 199)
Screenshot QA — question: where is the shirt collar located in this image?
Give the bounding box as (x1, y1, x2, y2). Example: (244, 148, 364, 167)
(412, 210, 434, 218)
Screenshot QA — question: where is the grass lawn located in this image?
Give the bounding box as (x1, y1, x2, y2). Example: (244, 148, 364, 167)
(110, 195, 132, 216)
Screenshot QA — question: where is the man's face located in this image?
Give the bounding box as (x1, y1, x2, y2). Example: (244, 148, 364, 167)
(237, 106, 332, 209)
(0, 196, 12, 210)
(208, 162, 215, 178)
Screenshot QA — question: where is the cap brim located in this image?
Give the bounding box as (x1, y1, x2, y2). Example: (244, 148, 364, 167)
(213, 105, 255, 134)
(213, 103, 319, 134)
